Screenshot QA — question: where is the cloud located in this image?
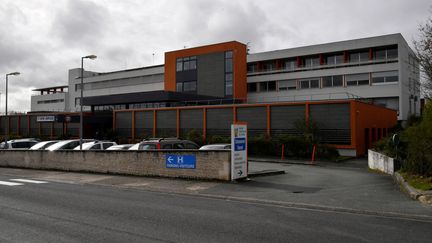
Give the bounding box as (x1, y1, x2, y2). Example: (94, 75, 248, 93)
(52, 0, 111, 48)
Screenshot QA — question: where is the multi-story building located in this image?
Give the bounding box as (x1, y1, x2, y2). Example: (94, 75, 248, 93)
(31, 33, 419, 121)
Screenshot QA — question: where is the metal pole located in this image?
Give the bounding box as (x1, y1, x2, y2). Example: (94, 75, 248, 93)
(5, 74, 8, 144)
(80, 57, 84, 150)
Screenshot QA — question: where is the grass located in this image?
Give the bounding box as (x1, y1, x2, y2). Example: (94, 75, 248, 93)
(400, 172, 432, 191)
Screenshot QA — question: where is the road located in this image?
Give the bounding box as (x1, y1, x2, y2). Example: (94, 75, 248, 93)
(0, 172, 431, 242)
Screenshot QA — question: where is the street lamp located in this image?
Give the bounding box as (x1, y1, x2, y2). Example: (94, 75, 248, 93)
(5, 72, 20, 146)
(80, 55, 97, 150)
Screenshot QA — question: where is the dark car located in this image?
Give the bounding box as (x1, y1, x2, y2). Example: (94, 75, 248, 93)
(137, 138, 199, 150)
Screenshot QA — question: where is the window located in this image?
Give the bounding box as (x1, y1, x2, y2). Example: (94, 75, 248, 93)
(176, 56, 197, 72)
(247, 83, 257, 92)
(263, 61, 275, 71)
(300, 78, 320, 89)
(225, 51, 233, 96)
(278, 80, 297, 91)
(185, 142, 199, 149)
(349, 50, 369, 63)
(284, 59, 296, 70)
(326, 53, 344, 65)
(183, 81, 197, 92)
(372, 71, 398, 84)
(374, 45, 398, 60)
(247, 63, 257, 72)
(90, 144, 102, 150)
(258, 81, 276, 92)
(37, 99, 64, 104)
(304, 56, 320, 67)
(346, 73, 370, 86)
(176, 83, 183, 92)
(322, 75, 343, 87)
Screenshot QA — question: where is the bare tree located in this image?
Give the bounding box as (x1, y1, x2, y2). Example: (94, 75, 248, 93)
(414, 14, 432, 99)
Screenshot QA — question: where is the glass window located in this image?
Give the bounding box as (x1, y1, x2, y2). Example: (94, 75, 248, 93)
(259, 82, 267, 92)
(189, 59, 197, 70)
(386, 75, 398, 82)
(176, 59, 183, 71)
(333, 75, 343, 86)
(300, 80, 310, 89)
(90, 144, 102, 150)
(263, 62, 275, 71)
(183, 81, 197, 92)
(225, 59, 233, 72)
(247, 83, 257, 92)
(304, 57, 320, 67)
(335, 54, 344, 64)
(357, 80, 370, 85)
(359, 52, 369, 62)
(183, 60, 190, 70)
(310, 79, 319, 88)
(372, 77, 385, 83)
(247, 64, 256, 72)
(387, 47, 398, 59)
(375, 49, 386, 60)
(372, 71, 398, 84)
(225, 73, 233, 81)
(225, 51, 233, 58)
(225, 81, 233, 96)
(323, 76, 333, 87)
(268, 81, 276, 91)
(176, 82, 183, 92)
(349, 53, 359, 63)
(284, 60, 296, 70)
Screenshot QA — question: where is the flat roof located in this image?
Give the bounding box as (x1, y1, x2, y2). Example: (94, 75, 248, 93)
(32, 85, 68, 91)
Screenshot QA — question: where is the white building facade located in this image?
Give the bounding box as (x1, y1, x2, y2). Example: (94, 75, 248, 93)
(31, 34, 419, 121)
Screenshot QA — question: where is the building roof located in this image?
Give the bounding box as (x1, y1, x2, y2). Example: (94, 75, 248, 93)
(82, 90, 219, 106)
(32, 85, 68, 92)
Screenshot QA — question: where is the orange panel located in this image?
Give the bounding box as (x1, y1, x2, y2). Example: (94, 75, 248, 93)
(164, 41, 247, 100)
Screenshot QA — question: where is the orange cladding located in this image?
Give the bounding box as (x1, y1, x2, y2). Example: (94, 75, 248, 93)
(164, 41, 247, 100)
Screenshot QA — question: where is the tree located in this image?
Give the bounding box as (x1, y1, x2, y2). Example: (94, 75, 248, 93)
(414, 14, 432, 98)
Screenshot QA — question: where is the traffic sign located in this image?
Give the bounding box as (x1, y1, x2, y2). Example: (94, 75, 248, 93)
(166, 155, 196, 169)
(231, 123, 248, 180)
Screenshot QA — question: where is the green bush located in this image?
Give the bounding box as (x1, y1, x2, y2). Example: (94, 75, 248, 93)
(185, 129, 204, 146)
(207, 135, 230, 144)
(402, 103, 432, 176)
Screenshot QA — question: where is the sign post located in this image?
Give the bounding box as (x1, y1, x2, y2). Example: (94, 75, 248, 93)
(231, 123, 248, 180)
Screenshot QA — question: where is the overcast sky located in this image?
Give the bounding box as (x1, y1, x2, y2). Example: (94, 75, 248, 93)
(0, 0, 431, 112)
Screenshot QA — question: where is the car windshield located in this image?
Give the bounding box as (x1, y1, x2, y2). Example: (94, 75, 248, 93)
(30, 141, 57, 150)
(140, 144, 157, 150)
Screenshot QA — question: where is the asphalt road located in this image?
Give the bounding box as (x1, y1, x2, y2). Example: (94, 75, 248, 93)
(0, 173, 431, 243)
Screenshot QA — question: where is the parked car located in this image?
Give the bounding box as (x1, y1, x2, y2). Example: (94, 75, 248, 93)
(106, 144, 134, 150)
(136, 138, 199, 150)
(128, 143, 140, 150)
(0, 138, 40, 150)
(29, 140, 59, 150)
(73, 141, 117, 150)
(45, 139, 94, 151)
(199, 144, 231, 150)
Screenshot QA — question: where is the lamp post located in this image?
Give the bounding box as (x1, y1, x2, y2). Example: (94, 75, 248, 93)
(80, 55, 97, 150)
(5, 72, 20, 146)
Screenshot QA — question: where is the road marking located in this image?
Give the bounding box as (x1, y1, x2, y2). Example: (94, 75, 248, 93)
(10, 179, 48, 184)
(0, 181, 24, 186)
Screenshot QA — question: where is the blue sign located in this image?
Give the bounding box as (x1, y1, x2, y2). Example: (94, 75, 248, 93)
(166, 154, 196, 169)
(234, 138, 246, 151)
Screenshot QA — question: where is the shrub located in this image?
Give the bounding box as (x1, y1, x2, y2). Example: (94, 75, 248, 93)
(185, 129, 204, 146)
(207, 135, 230, 144)
(402, 103, 432, 176)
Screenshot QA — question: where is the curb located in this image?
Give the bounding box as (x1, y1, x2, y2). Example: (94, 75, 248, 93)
(248, 170, 286, 178)
(394, 172, 432, 204)
(249, 158, 318, 166)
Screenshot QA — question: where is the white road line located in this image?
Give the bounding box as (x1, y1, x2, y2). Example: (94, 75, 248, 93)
(0, 181, 24, 186)
(10, 179, 48, 184)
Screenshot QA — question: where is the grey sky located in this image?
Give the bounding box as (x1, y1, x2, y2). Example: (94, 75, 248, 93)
(0, 0, 431, 112)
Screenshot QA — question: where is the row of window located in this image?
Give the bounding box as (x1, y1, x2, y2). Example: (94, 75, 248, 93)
(248, 71, 398, 92)
(176, 56, 197, 72)
(248, 45, 398, 73)
(37, 99, 64, 104)
(176, 80, 197, 93)
(225, 51, 233, 96)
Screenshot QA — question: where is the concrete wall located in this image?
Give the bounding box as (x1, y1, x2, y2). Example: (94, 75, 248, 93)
(0, 150, 231, 181)
(368, 149, 395, 175)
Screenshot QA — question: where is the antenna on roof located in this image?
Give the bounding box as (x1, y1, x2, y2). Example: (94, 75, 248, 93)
(152, 53, 155, 65)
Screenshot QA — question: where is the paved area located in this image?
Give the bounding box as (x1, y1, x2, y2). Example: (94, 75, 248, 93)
(0, 158, 431, 220)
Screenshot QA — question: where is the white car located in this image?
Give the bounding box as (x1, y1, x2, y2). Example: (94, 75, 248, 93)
(73, 141, 117, 150)
(128, 143, 140, 150)
(29, 140, 59, 150)
(0, 138, 40, 150)
(106, 144, 134, 150)
(199, 144, 231, 150)
(46, 139, 94, 151)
